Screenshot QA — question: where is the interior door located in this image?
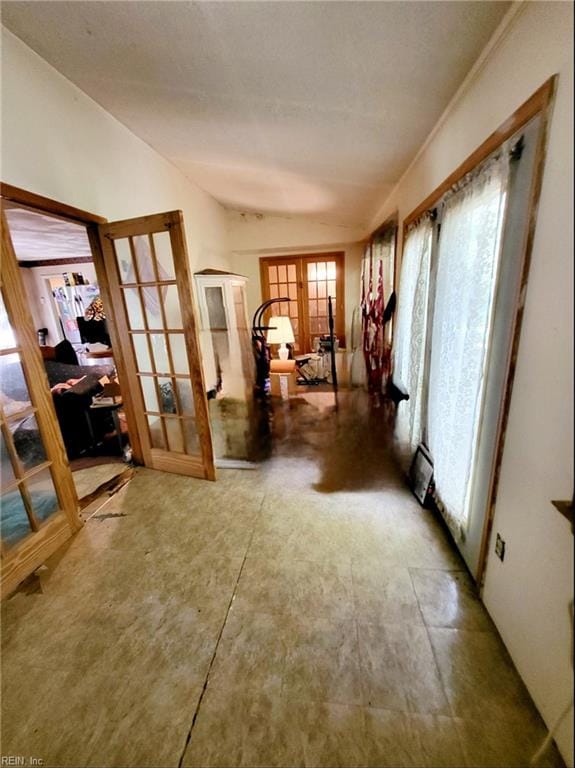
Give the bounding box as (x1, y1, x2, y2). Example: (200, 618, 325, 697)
(260, 258, 304, 352)
(95, 211, 215, 480)
(260, 253, 345, 353)
(1, 211, 81, 598)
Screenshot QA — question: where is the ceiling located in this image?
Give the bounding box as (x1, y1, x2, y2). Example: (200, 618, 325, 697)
(4, 204, 93, 262)
(2, 1, 510, 228)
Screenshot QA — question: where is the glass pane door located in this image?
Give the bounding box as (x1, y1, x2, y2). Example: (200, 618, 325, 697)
(97, 212, 214, 479)
(265, 260, 301, 352)
(306, 258, 338, 343)
(1, 212, 80, 597)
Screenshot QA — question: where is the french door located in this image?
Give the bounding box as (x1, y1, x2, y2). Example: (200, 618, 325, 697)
(94, 211, 215, 480)
(260, 253, 345, 353)
(1, 210, 81, 598)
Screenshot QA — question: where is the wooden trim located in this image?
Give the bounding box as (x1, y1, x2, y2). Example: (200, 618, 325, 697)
(169, 211, 215, 479)
(18, 257, 94, 269)
(0, 346, 20, 357)
(0, 183, 106, 225)
(102, 213, 173, 239)
(403, 77, 556, 231)
(149, 449, 207, 478)
(117, 276, 178, 285)
(475, 76, 558, 585)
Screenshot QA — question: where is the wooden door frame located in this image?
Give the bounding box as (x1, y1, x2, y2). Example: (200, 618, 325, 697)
(259, 252, 345, 353)
(0, 183, 144, 465)
(1, 207, 83, 597)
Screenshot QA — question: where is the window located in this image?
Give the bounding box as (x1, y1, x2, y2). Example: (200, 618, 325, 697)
(392, 216, 433, 468)
(426, 155, 508, 539)
(393, 93, 550, 582)
(260, 253, 345, 353)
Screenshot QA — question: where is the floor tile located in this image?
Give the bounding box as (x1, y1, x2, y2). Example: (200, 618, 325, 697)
(181, 690, 305, 767)
(208, 609, 290, 697)
(233, 557, 355, 620)
(410, 568, 494, 631)
(296, 701, 369, 767)
(283, 616, 363, 706)
(429, 627, 541, 722)
(352, 561, 423, 625)
(456, 713, 565, 767)
(364, 708, 467, 768)
(357, 621, 451, 715)
(2, 391, 561, 768)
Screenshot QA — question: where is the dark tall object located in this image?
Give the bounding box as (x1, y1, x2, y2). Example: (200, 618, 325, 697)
(251, 297, 290, 397)
(328, 295, 338, 391)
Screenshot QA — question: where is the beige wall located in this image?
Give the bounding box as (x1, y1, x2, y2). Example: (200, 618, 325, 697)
(1, 28, 231, 275)
(372, 3, 574, 763)
(227, 210, 365, 348)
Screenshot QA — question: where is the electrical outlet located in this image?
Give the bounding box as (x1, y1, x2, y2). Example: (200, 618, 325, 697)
(495, 533, 506, 561)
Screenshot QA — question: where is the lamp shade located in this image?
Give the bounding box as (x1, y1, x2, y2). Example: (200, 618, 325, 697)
(266, 316, 295, 344)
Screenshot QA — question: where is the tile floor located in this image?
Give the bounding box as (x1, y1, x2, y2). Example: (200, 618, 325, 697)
(1, 391, 564, 767)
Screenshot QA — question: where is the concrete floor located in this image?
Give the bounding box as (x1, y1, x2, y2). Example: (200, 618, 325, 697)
(1, 390, 563, 767)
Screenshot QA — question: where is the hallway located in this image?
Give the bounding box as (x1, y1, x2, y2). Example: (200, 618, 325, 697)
(0, 391, 563, 767)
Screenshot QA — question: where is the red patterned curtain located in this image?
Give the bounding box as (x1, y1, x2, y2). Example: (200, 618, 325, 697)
(360, 227, 396, 396)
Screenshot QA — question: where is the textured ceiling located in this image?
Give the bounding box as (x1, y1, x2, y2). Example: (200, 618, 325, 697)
(4, 205, 92, 261)
(2, 1, 510, 227)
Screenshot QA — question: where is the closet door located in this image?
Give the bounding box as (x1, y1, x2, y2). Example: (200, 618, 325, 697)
(96, 211, 215, 480)
(1, 210, 81, 598)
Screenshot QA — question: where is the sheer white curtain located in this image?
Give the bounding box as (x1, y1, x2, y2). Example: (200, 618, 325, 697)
(393, 217, 433, 468)
(427, 156, 508, 539)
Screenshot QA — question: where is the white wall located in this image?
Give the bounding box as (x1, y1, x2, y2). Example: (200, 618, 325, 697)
(373, 3, 574, 763)
(227, 210, 365, 348)
(19, 261, 98, 344)
(1, 28, 231, 274)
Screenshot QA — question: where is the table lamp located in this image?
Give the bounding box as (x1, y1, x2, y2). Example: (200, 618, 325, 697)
(266, 316, 294, 361)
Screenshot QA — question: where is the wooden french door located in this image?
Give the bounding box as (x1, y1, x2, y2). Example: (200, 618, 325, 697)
(1, 211, 81, 598)
(260, 253, 345, 353)
(95, 211, 215, 480)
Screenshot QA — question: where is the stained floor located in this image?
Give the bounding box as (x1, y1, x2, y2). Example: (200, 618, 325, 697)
(1, 391, 564, 767)
(72, 461, 126, 500)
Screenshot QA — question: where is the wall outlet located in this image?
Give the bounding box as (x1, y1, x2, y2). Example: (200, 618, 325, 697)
(495, 533, 506, 561)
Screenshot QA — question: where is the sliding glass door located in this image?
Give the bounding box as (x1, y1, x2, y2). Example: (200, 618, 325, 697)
(427, 156, 509, 542)
(393, 113, 545, 579)
(392, 217, 433, 468)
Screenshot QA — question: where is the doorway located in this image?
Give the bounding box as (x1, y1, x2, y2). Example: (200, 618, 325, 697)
(3, 201, 131, 506)
(260, 253, 345, 354)
(1, 185, 215, 596)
